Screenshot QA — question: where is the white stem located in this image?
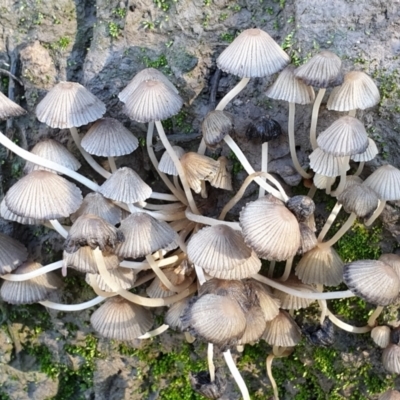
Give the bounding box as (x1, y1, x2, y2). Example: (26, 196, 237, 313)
(307, 184, 317, 199)
(365, 200, 386, 227)
(197, 138, 208, 156)
(208, 343, 215, 383)
(331, 157, 350, 197)
(185, 207, 241, 231)
(40, 296, 105, 311)
(0, 131, 99, 191)
(224, 135, 288, 201)
(310, 88, 326, 150)
(223, 349, 250, 400)
(149, 192, 178, 201)
(320, 212, 357, 248)
(69, 127, 111, 179)
(258, 142, 269, 198)
(266, 354, 279, 400)
(108, 156, 117, 173)
(145, 254, 182, 292)
(317, 202, 343, 242)
(200, 181, 208, 198)
(267, 261, 276, 278)
(195, 265, 207, 285)
(49, 219, 69, 238)
(1, 260, 63, 281)
(143, 202, 183, 211)
(252, 274, 354, 300)
(173, 175, 183, 193)
(327, 310, 372, 333)
(279, 257, 293, 282)
(288, 102, 312, 179)
(354, 161, 365, 177)
(138, 324, 169, 339)
(216, 77, 251, 111)
(184, 332, 196, 343)
(367, 306, 384, 327)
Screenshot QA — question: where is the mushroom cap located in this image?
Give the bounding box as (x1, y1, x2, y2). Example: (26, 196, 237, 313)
(90, 296, 153, 340)
(217, 28, 290, 78)
(273, 276, 316, 310)
(0, 233, 28, 275)
(5, 170, 82, 220)
(262, 310, 302, 347)
(246, 116, 283, 143)
(1, 198, 42, 225)
(313, 173, 335, 190)
(237, 304, 266, 345)
(327, 70, 380, 111)
(309, 147, 350, 177)
(286, 195, 316, 221)
(317, 116, 369, 157)
(123, 80, 183, 123)
(371, 325, 391, 349)
(266, 65, 315, 104)
(24, 139, 81, 174)
(86, 267, 136, 291)
(379, 254, 400, 280)
(201, 110, 234, 149)
(295, 244, 344, 286)
(0, 261, 59, 304)
(118, 67, 179, 104)
(209, 156, 232, 191)
(64, 214, 124, 253)
(189, 369, 227, 400)
(165, 297, 192, 331)
(158, 146, 185, 176)
(0, 91, 27, 120)
(343, 260, 400, 306)
(337, 183, 379, 218)
(98, 167, 152, 203)
(294, 50, 343, 88)
(70, 192, 122, 226)
(379, 389, 400, 400)
(239, 195, 301, 261)
(351, 138, 378, 162)
(115, 212, 178, 259)
(382, 344, 400, 374)
(363, 164, 400, 201)
(298, 223, 318, 255)
(36, 81, 106, 128)
(81, 118, 139, 157)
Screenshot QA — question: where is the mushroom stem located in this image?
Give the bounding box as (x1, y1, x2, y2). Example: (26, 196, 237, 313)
(364, 200, 386, 227)
(200, 181, 208, 198)
(223, 134, 288, 201)
(208, 343, 216, 383)
(319, 212, 357, 248)
(307, 184, 317, 199)
(317, 202, 343, 242)
(138, 324, 170, 339)
(143, 202, 183, 211)
(252, 274, 355, 300)
(267, 261, 276, 278)
(266, 354, 279, 400)
(155, 121, 200, 214)
(69, 127, 111, 179)
(367, 306, 384, 327)
(184, 332, 196, 343)
(288, 102, 312, 179)
(146, 122, 188, 204)
(310, 88, 326, 150)
(327, 309, 372, 334)
(40, 296, 105, 311)
(49, 219, 69, 238)
(216, 77, 251, 111)
(173, 175, 183, 193)
(354, 161, 365, 177)
(1, 260, 63, 281)
(331, 157, 350, 196)
(218, 171, 287, 221)
(279, 257, 293, 282)
(195, 265, 207, 285)
(149, 192, 178, 201)
(258, 142, 269, 198)
(316, 285, 328, 325)
(223, 349, 250, 400)
(108, 156, 117, 173)
(185, 208, 241, 231)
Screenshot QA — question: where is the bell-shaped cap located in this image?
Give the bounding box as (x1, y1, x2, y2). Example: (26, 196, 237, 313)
(313, 173, 334, 190)
(295, 244, 344, 286)
(239, 195, 301, 261)
(317, 116, 369, 157)
(217, 28, 290, 78)
(24, 139, 81, 174)
(309, 147, 350, 177)
(363, 164, 400, 201)
(246, 116, 283, 143)
(116, 212, 178, 259)
(382, 344, 400, 374)
(351, 138, 378, 162)
(286, 195, 315, 222)
(201, 110, 234, 149)
(327, 70, 380, 111)
(298, 223, 318, 255)
(379, 254, 400, 280)
(36, 81, 106, 128)
(294, 51, 343, 88)
(379, 389, 400, 400)
(5, 170, 82, 220)
(0, 233, 28, 275)
(90, 296, 153, 340)
(262, 310, 302, 347)
(189, 369, 227, 400)
(273, 276, 316, 310)
(0, 261, 59, 304)
(180, 152, 219, 194)
(371, 326, 391, 349)
(1, 198, 42, 225)
(344, 260, 400, 306)
(86, 267, 136, 291)
(158, 146, 185, 176)
(64, 214, 124, 253)
(98, 167, 152, 203)
(337, 183, 379, 218)
(118, 67, 178, 104)
(210, 156, 232, 191)
(266, 65, 315, 104)
(123, 80, 183, 123)
(237, 304, 266, 345)
(165, 297, 191, 331)
(245, 280, 280, 321)
(0, 91, 27, 119)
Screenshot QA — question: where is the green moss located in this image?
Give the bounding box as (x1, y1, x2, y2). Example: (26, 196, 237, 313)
(228, 150, 244, 175)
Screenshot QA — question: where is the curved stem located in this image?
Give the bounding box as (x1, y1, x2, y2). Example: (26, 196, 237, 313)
(208, 343, 215, 383)
(138, 324, 169, 339)
(365, 200, 386, 227)
(224, 135, 288, 201)
(288, 102, 312, 178)
(120, 254, 185, 270)
(354, 161, 365, 177)
(173, 175, 182, 193)
(327, 309, 372, 333)
(69, 127, 111, 179)
(40, 296, 105, 311)
(310, 88, 326, 150)
(223, 349, 250, 400)
(279, 257, 293, 282)
(145, 254, 182, 292)
(185, 208, 241, 230)
(258, 142, 269, 198)
(216, 77, 251, 111)
(307, 184, 317, 199)
(252, 274, 354, 300)
(317, 202, 343, 242)
(49, 219, 69, 238)
(319, 212, 357, 248)
(143, 202, 184, 211)
(1, 260, 63, 281)
(108, 156, 117, 173)
(367, 306, 384, 327)
(149, 192, 178, 202)
(331, 157, 350, 197)
(266, 354, 279, 400)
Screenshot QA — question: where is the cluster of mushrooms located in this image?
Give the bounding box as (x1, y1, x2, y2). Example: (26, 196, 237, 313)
(1, 28, 400, 399)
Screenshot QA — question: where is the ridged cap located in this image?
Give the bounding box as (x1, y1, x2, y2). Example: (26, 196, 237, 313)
(5, 170, 82, 220)
(363, 165, 400, 201)
(98, 167, 152, 203)
(90, 296, 153, 340)
(0, 233, 28, 275)
(217, 28, 290, 78)
(379, 389, 400, 400)
(343, 260, 400, 306)
(263, 310, 302, 347)
(379, 254, 400, 280)
(237, 304, 266, 345)
(273, 276, 316, 310)
(36, 81, 106, 128)
(0, 91, 27, 119)
(286, 195, 315, 222)
(1, 198, 42, 225)
(371, 326, 391, 349)
(294, 51, 343, 88)
(382, 344, 400, 374)
(266, 65, 315, 104)
(165, 297, 191, 331)
(317, 116, 369, 157)
(327, 71, 380, 111)
(201, 110, 234, 149)
(351, 138, 378, 162)
(245, 280, 280, 321)
(86, 267, 136, 291)
(209, 156, 232, 191)
(158, 146, 185, 176)
(337, 183, 379, 218)
(298, 223, 318, 255)
(123, 80, 183, 123)
(309, 147, 350, 177)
